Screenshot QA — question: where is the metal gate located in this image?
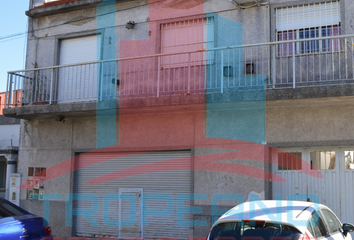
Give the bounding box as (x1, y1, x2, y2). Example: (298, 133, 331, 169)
(75, 151, 192, 238)
(272, 147, 354, 224)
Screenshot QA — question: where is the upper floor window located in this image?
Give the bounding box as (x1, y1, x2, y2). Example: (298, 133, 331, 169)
(160, 17, 214, 67)
(276, 1, 341, 56)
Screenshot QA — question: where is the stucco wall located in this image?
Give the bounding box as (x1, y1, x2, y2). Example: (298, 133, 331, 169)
(18, 101, 270, 238)
(18, 0, 354, 238)
(266, 97, 354, 147)
(26, 0, 269, 70)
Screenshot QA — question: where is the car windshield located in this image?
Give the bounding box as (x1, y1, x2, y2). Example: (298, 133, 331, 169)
(0, 199, 28, 218)
(210, 221, 302, 240)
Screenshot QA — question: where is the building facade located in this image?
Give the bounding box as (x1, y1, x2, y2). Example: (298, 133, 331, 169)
(4, 0, 354, 239)
(0, 92, 20, 202)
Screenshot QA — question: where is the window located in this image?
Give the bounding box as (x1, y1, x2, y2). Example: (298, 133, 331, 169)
(276, 1, 341, 56)
(278, 152, 302, 170)
(310, 151, 336, 170)
(321, 209, 342, 233)
(27, 167, 46, 200)
(308, 211, 328, 238)
(344, 151, 354, 169)
(58, 35, 101, 103)
(307, 222, 315, 237)
(161, 17, 214, 67)
(0, 198, 27, 218)
(210, 222, 302, 240)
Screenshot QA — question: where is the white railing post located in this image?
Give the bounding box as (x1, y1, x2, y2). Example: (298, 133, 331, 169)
(188, 52, 191, 95)
(8, 74, 13, 108)
(100, 62, 104, 101)
(221, 49, 224, 93)
(115, 60, 119, 100)
(49, 68, 54, 104)
(272, 45, 276, 88)
(292, 42, 296, 89)
(5, 73, 10, 109)
(157, 56, 161, 98)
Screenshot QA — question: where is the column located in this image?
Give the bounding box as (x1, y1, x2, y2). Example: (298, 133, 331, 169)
(5, 154, 17, 200)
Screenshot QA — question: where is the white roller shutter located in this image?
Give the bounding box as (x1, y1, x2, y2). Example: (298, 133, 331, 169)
(58, 35, 101, 103)
(276, 1, 340, 31)
(75, 151, 192, 238)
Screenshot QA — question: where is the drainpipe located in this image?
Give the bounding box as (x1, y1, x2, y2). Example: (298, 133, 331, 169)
(5, 154, 17, 200)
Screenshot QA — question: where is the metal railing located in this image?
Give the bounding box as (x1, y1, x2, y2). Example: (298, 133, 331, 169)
(5, 34, 354, 109)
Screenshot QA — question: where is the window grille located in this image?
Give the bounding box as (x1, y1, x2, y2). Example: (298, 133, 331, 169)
(27, 167, 46, 200)
(278, 152, 302, 170)
(276, 1, 341, 56)
(161, 17, 214, 67)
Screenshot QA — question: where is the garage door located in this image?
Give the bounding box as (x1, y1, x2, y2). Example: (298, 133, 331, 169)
(75, 151, 192, 238)
(58, 35, 101, 103)
(272, 147, 354, 226)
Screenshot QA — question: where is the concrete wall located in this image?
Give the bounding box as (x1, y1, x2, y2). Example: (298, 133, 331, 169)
(18, 101, 270, 238)
(266, 97, 354, 147)
(18, 94, 354, 238)
(19, 0, 354, 238)
(25, 0, 270, 70)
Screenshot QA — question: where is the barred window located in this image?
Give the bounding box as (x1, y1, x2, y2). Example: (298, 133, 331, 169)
(161, 17, 214, 67)
(278, 152, 302, 170)
(276, 1, 341, 56)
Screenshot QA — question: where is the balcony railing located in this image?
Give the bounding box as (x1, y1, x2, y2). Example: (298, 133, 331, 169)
(5, 34, 354, 109)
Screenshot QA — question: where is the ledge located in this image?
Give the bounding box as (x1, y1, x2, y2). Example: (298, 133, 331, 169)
(2, 94, 205, 120)
(0, 147, 19, 155)
(0, 115, 20, 125)
(4, 86, 354, 120)
(26, 0, 103, 18)
(268, 140, 354, 148)
(266, 85, 354, 100)
(3, 101, 98, 120)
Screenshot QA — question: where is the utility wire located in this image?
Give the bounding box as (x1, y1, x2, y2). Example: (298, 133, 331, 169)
(0, 0, 254, 42)
(0, 0, 164, 42)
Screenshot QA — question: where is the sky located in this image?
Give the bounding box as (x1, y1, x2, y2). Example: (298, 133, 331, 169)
(0, 1, 29, 93)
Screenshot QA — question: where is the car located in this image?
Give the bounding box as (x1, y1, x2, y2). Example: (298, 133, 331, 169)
(0, 197, 52, 240)
(207, 200, 354, 240)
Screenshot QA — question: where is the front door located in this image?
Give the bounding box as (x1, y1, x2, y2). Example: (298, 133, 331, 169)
(119, 188, 143, 238)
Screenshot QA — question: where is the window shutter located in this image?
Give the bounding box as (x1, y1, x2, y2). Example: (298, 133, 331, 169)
(161, 18, 214, 54)
(276, 1, 340, 31)
(58, 35, 101, 103)
(161, 18, 214, 67)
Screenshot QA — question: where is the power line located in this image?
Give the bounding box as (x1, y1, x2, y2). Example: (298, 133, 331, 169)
(0, 34, 27, 43)
(0, 0, 165, 42)
(0, 0, 241, 43)
(0, 32, 27, 41)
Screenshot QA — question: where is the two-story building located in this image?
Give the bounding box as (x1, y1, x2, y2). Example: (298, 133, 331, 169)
(4, 0, 354, 238)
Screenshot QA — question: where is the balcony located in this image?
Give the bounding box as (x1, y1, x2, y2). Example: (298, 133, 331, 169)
(27, 0, 103, 18)
(4, 35, 354, 119)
